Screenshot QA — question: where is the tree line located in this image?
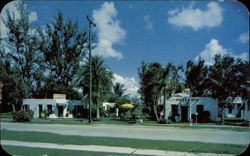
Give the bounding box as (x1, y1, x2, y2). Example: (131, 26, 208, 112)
(1, 2, 249, 124)
(0, 2, 129, 118)
(138, 56, 249, 123)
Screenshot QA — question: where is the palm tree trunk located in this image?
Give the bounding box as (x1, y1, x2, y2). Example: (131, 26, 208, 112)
(220, 106, 225, 125)
(12, 104, 16, 112)
(153, 104, 159, 121)
(163, 87, 167, 120)
(96, 95, 100, 119)
(96, 104, 100, 119)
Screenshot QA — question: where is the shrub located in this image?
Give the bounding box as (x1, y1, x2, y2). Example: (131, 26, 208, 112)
(131, 106, 143, 120)
(91, 105, 106, 117)
(11, 110, 34, 122)
(159, 118, 172, 124)
(170, 113, 180, 122)
(123, 111, 132, 120)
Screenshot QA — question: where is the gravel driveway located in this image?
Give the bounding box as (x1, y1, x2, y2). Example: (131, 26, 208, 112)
(1, 122, 249, 145)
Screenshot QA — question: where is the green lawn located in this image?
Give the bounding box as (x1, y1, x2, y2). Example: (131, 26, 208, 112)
(0, 112, 12, 118)
(0, 117, 89, 125)
(2, 145, 134, 156)
(1, 112, 249, 132)
(1, 129, 247, 154)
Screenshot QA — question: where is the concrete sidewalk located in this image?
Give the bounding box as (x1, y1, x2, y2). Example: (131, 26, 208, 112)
(1, 140, 233, 156)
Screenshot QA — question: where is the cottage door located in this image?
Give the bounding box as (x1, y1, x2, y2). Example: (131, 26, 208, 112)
(58, 106, 64, 117)
(181, 106, 188, 122)
(38, 105, 42, 118)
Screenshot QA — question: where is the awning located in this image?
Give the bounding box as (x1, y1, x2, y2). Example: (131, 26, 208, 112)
(56, 103, 67, 106)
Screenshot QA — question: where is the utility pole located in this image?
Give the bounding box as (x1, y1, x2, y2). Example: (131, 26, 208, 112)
(86, 15, 96, 123)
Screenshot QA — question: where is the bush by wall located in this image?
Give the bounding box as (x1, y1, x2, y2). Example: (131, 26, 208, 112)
(159, 118, 172, 124)
(11, 110, 34, 122)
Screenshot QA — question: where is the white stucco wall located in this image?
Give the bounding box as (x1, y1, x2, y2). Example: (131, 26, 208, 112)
(193, 97, 218, 121)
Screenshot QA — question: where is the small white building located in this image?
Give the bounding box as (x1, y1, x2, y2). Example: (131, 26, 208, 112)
(102, 102, 116, 111)
(164, 89, 218, 122)
(224, 97, 250, 121)
(102, 102, 119, 117)
(22, 94, 84, 118)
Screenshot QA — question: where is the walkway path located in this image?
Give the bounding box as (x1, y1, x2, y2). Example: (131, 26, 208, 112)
(1, 122, 249, 145)
(1, 140, 233, 156)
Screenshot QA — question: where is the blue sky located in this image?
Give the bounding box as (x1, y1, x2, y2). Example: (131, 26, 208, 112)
(1, 0, 249, 96)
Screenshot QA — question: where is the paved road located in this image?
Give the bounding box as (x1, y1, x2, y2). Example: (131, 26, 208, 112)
(1, 122, 249, 145)
(1, 140, 233, 156)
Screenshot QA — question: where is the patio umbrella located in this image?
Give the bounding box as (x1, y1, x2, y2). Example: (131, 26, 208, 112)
(120, 104, 134, 108)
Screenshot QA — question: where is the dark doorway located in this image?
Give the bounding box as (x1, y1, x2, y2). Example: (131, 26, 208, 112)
(73, 105, 84, 118)
(38, 105, 42, 118)
(47, 105, 52, 115)
(181, 106, 188, 122)
(236, 104, 241, 118)
(58, 106, 64, 117)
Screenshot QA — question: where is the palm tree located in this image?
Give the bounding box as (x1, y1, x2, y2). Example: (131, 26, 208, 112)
(112, 82, 130, 107)
(81, 55, 113, 119)
(138, 62, 183, 121)
(160, 63, 183, 120)
(185, 59, 207, 96)
(146, 62, 163, 121)
(113, 82, 127, 97)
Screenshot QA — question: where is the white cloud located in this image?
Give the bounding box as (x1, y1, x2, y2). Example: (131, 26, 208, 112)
(195, 39, 248, 65)
(144, 15, 154, 30)
(129, 4, 133, 10)
(113, 73, 139, 96)
(168, 2, 223, 31)
(237, 32, 249, 44)
(29, 11, 38, 22)
(0, 1, 38, 38)
(168, 9, 179, 16)
(92, 2, 126, 60)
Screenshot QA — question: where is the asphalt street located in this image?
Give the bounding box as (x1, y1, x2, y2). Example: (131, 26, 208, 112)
(1, 122, 249, 145)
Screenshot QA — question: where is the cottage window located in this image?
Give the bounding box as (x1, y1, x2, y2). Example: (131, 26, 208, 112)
(196, 105, 204, 113)
(228, 105, 233, 113)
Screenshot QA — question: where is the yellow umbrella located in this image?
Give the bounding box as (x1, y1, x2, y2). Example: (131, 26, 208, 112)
(120, 103, 134, 108)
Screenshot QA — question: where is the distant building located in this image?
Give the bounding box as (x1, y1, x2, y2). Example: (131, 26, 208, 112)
(164, 89, 218, 122)
(22, 94, 84, 118)
(102, 102, 116, 111)
(102, 102, 118, 117)
(224, 97, 250, 121)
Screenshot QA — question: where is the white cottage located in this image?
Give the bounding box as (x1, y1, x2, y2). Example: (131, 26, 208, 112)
(22, 94, 84, 118)
(224, 97, 250, 121)
(164, 89, 218, 123)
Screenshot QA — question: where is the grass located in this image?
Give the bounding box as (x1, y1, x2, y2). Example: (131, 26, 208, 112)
(1, 116, 249, 132)
(0, 112, 12, 118)
(0, 117, 88, 124)
(1, 112, 249, 132)
(2, 145, 134, 156)
(1, 129, 247, 154)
